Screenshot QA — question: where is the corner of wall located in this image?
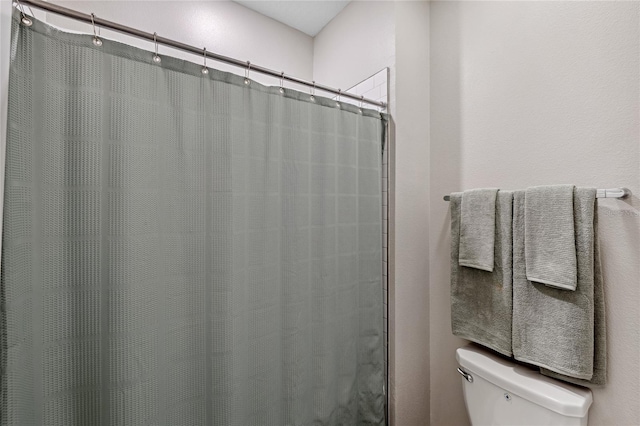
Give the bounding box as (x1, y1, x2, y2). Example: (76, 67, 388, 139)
(393, 1, 431, 425)
(312, 1, 396, 91)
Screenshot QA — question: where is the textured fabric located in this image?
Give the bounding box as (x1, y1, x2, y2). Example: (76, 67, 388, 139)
(458, 188, 498, 272)
(524, 185, 578, 290)
(1, 12, 386, 425)
(541, 208, 607, 386)
(513, 189, 606, 385)
(450, 190, 513, 357)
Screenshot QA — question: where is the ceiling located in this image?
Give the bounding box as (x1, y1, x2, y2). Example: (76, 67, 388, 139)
(233, 1, 351, 37)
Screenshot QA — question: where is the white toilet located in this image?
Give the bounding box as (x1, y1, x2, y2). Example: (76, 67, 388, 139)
(456, 344, 593, 426)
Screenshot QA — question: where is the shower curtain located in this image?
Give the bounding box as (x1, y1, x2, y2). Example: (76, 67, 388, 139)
(1, 12, 386, 426)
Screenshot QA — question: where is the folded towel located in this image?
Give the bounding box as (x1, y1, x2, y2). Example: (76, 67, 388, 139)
(524, 185, 577, 290)
(512, 188, 606, 385)
(459, 188, 499, 272)
(451, 190, 513, 356)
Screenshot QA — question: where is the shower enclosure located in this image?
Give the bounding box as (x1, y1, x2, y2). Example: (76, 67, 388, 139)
(1, 11, 387, 426)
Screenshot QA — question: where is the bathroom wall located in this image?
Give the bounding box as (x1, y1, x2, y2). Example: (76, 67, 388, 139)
(44, 1, 313, 89)
(315, 2, 431, 425)
(392, 4, 430, 424)
(430, 2, 640, 425)
(313, 1, 395, 103)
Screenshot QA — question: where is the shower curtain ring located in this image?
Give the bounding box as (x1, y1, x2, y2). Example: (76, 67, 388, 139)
(359, 96, 364, 114)
(90, 13, 102, 46)
(279, 72, 285, 94)
(153, 32, 161, 63)
(201, 47, 209, 75)
(310, 81, 316, 102)
(244, 61, 251, 85)
(336, 89, 341, 108)
(15, 0, 32, 26)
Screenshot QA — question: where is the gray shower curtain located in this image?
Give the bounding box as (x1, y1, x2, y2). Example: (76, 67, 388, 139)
(1, 12, 386, 426)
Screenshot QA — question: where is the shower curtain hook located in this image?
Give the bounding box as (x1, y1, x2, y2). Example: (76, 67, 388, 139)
(152, 32, 161, 63)
(90, 13, 102, 46)
(15, 0, 32, 26)
(310, 81, 316, 102)
(244, 61, 251, 85)
(279, 72, 285, 94)
(359, 96, 364, 114)
(201, 47, 209, 75)
(336, 89, 341, 108)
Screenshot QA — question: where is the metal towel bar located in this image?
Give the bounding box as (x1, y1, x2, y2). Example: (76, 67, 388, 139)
(443, 187, 631, 201)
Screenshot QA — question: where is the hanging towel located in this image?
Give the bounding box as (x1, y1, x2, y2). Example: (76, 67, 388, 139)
(450, 191, 514, 357)
(524, 185, 578, 290)
(459, 188, 499, 272)
(512, 189, 606, 385)
(541, 220, 607, 386)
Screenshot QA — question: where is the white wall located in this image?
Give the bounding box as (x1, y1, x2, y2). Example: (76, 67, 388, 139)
(430, 2, 640, 425)
(315, 2, 431, 425)
(393, 3, 430, 425)
(45, 1, 313, 89)
(313, 1, 396, 107)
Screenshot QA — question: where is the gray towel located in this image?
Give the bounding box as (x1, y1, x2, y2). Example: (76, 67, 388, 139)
(512, 189, 606, 385)
(459, 188, 499, 272)
(451, 191, 513, 356)
(524, 185, 578, 290)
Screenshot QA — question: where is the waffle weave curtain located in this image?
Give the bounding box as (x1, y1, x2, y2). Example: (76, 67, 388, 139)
(1, 12, 386, 426)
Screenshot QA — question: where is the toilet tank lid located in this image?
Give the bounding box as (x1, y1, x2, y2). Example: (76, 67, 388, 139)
(456, 345, 593, 418)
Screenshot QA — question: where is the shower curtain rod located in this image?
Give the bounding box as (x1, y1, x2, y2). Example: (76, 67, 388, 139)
(15, 0, 387, 109)
(443, 187, 631, 201)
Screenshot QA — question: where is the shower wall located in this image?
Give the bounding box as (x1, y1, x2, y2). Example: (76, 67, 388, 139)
(430, 2, 640, 425)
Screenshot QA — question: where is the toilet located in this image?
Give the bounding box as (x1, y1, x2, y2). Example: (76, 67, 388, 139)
(456, 344, 593, 426)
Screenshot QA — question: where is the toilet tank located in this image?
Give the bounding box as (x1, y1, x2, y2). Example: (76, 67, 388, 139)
(456, 345, 593, 426)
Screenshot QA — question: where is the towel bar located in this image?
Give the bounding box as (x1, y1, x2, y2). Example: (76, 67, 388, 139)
(443, 187, 631, 201)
